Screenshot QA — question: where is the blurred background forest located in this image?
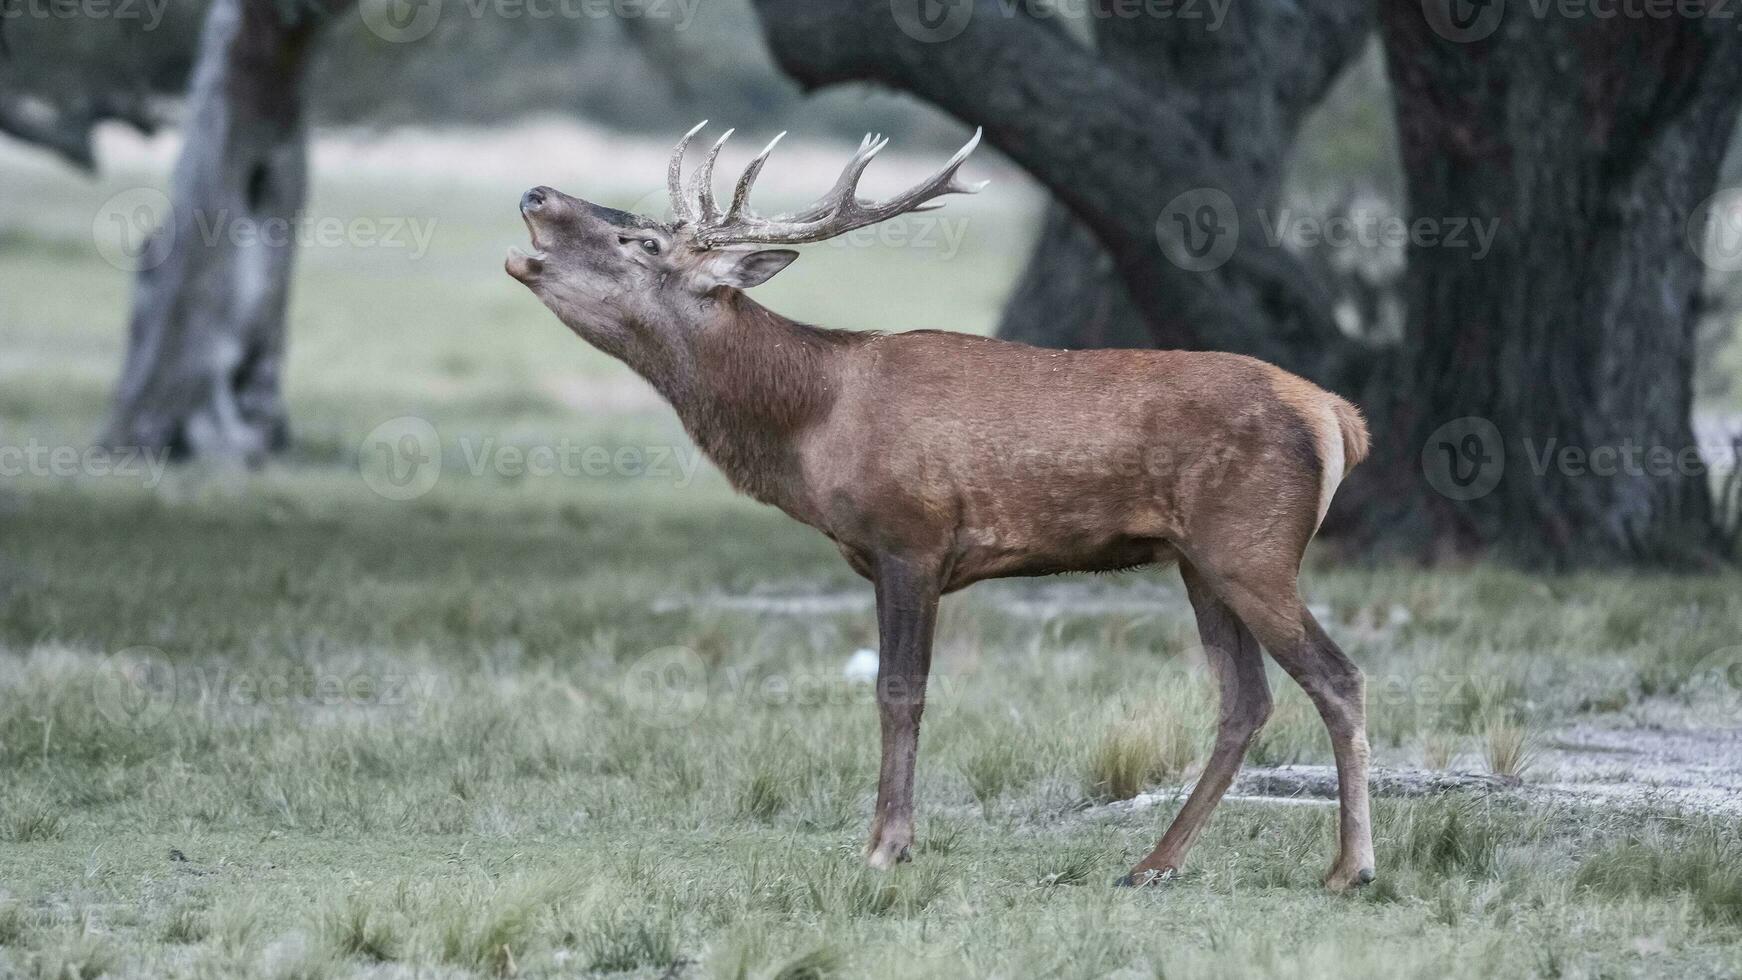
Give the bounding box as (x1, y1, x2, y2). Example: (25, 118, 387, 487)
(6, 0, 1742, 569)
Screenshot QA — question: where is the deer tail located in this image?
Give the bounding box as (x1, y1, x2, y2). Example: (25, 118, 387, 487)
(1330, 398, 1370, 476)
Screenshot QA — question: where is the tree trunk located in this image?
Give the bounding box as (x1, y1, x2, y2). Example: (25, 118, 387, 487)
(748, 0, 1354, 377)
(1366, 11, 1742, 565)
(1000, 1, 1371, 355)
(103, 0, 348, 461)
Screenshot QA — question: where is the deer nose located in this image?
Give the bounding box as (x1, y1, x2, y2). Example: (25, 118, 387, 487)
(521, 187, 548, 212)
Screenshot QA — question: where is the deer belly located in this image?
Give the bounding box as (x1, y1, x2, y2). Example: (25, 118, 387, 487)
(950, 494, 1177, 583)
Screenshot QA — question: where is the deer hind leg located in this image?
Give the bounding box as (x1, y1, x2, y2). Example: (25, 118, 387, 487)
(1120, 561, 1272, 886)
(1204, 564, 1375, 891)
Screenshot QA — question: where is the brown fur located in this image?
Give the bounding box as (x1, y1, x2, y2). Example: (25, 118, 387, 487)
(508, 184, 1378, 890)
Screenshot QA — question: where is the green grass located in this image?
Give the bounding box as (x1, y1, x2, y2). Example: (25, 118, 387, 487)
(4, 136, 1742, 977)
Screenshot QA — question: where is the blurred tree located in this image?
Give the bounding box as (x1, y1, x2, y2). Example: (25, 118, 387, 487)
(747, 0, 1742, 566)
(0, 0, 203, 168)
(104, 0, 354, 460)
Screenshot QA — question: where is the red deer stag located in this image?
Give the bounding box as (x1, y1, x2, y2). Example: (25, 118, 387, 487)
(506, 124, 1376, 890)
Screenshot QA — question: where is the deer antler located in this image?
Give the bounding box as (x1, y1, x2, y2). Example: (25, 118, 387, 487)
(667, 120, 709, 225)
(666, 124, 988, 247)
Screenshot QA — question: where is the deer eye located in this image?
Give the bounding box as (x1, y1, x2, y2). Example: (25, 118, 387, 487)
(640, 239, 660, 255)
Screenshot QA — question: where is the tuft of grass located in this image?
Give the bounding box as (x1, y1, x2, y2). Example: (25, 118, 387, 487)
(20, 923, 119, 980)
(313, 893, 400, 963)
(6, 804, 67, 843)
(1421, 732, 1461, 770)
(1389, 801, 1503, 879)
(770, 944, 843, 980)
(918, 816, 968, 857)
(1032, 838, 1115, 888)
(737, 761, 791, 824)
(1576, 825, 1742, 924)
(1083, 710, 1197, 802)
(0, 901, 30, 946)
(1481, 715, 1535, 780)
(957, 737, 1032, 816)
(773, 860, 950, 919)
(212, 903, 265, 957)
(1442, 676, 1528, 734)
(435, 874, 569, 977)
(158, 905, 207, 945)
(708, 926, 771, 980)
(576, 907, 681, 974)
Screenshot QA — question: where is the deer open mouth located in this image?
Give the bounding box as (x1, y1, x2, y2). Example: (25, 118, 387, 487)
(506, 207, 550, 282)
(505, 244, 547, 282)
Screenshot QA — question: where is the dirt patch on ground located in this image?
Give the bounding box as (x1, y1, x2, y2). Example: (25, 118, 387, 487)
(1532, 723, 1742, 816)
(1097, 767, 1517, 816)
(1094, 724, 1742, 818)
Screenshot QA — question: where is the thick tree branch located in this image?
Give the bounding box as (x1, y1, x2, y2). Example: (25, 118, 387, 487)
(749, 0, 1354, 373)
(997, 0, 1373, 381)
(0, 89, 157, 172)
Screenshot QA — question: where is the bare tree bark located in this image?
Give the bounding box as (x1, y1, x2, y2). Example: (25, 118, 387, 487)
(1361, 10, 1742, 565)
(747, 0, 1355, 380)
(1000, 1, 1372, 358)
(103, 0, 351, 460)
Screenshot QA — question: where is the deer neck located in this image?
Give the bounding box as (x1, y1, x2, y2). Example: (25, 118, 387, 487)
(635, 292, 847, 515)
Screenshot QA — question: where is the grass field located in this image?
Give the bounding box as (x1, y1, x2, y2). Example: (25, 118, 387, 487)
(4, 128, 1742, 979)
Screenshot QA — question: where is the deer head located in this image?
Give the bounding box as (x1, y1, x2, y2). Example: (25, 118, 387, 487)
(505, 122, 987, 358)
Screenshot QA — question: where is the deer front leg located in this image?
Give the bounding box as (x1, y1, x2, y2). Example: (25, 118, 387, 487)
(866, 556, 940, 871)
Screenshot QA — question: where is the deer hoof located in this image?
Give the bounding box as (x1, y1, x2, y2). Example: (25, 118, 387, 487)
(1323, 866, 1377, 892)
(867, 842, 911, 871)
(1114, 867, 1176, 888)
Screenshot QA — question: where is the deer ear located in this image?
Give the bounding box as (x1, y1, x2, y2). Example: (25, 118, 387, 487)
(708, 249, 798, 289)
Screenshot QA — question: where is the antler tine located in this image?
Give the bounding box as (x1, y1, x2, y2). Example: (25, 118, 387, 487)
(845, 127, 987, 218)
(724, 131, 786, 223)
(688, 128, 735, 224)
(668, 120, 708, 224)
(693, 127, 986, 248)
(780, 133, 891, 225)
